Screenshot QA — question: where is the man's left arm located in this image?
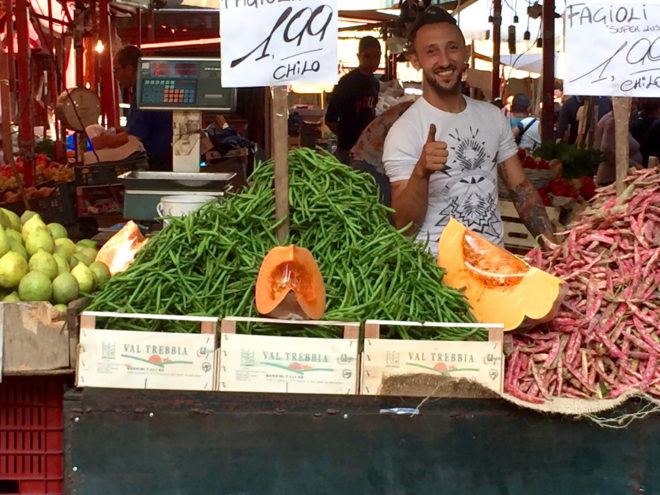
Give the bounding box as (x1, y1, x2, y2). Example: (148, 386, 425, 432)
(499, 155, 557, 244)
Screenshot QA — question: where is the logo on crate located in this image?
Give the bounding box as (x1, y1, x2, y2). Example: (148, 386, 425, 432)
(404, 351, 479, 375)
(260, 350, 333, 376)
(120, 343, 193, 368)
(102, 341, 117, 359)
(337, 353, 355, 365)
(241, 349, 257, 366)
(385, 350, 400, 367)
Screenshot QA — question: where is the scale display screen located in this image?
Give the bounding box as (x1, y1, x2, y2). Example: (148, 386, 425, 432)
(137, 57, 236, 111)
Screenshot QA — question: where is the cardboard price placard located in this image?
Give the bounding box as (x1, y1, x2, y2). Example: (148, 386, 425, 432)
(564, 1, 660, 96)
(220, 0, 338, 87)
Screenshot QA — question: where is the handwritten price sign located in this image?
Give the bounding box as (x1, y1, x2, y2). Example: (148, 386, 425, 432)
(220, 0, 338, 87)
(564, 1, 660, 97)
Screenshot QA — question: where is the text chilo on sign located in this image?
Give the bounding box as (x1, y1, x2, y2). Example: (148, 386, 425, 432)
(564, 1, 660, 97)
(220, 0, 338, 87)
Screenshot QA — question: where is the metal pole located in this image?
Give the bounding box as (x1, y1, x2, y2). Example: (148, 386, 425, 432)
(137, 8, 142, 48)
(491, 0, 501, 100)
(541, 0, 555, 141)
(15, 0, 34, 186)
(98, 0, 118, 128)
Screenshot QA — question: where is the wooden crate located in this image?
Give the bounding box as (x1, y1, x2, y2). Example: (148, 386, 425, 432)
(499, 199, 560, 252)
(218, 316, 359, 395)
(1, 299, 86, 375)
(76, 312, 217, 391)
(361, 320, 505, 397)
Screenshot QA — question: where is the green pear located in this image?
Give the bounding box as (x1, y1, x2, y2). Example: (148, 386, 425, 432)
(0, 251, 29, 289)
(76, 239, 97, 250)
(53, 253, 70, 275)
(0, 210, 9, 230)
(89, 261, 111, 288)
(6, 229, 22, 244)
(20, 210, 38, 225)
(3, 291, 20, 302)
(0, 226, 10, 257)
(52, 272, 79, 304)
(1, 208, 22, 232)
(78, 247, 98, 263)
(53, 303, 68, 312)
(71, 263, 95, 293)
(28, 250, 58, 280)
(47, 222, 68, 240)
(72, 252, 93, 266)
(22, 214, 46, 242)
(25, 227, 54, 256)
(18, 270, 52, 301)
(54, 238, 76, 262)
(9, 239, 28, 260)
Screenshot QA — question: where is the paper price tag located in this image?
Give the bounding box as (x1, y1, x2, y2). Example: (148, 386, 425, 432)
(564, 1, 660, 97)
(220, 0, 338, 87)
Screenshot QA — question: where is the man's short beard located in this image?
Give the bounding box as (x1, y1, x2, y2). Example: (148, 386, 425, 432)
(423, 69, 463, 97)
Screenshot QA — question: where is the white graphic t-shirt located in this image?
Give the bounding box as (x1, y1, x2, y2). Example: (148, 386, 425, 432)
(383, 96, 518, 255)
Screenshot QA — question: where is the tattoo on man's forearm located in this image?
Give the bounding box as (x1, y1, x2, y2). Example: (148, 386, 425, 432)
(509, 179, 554, 239)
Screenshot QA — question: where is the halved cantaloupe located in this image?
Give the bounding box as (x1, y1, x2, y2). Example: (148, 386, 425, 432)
(255, 245, 326, 320)
(437, 218, 564, 330)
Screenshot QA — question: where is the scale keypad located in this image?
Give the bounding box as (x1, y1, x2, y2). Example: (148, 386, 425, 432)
(141, 79, 197, 105)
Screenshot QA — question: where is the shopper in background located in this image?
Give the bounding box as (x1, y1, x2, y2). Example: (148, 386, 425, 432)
(594, 107, 643, 186)
(325, 36, 382, 164)
(114, 45, 173, 171)
(631, 98, 660, 167)
(556, 95, 611, 144)
(509, 94, 540, 151)
(382, 6, 555, 255)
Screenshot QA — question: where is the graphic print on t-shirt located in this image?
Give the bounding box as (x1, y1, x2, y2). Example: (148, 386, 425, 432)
(433, 126, 502, 239)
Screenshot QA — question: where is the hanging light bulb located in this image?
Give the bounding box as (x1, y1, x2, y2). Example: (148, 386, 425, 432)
(508, 25, 517, 54)
(514, 15, 519, 23)
(523, 30, 531, 40)
(536, 37, 543, 48)
(94, 40, 105, 53)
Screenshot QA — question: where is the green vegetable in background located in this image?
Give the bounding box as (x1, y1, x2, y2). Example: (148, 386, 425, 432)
(88, 148, 481, 340)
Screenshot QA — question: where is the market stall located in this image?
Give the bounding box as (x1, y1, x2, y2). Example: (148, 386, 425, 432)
(2, 0, 660, 494)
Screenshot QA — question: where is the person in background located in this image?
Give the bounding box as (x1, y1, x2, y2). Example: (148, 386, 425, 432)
(631, 98, 660, 167)
(556, 95, 611, 144)
(510, 94, 540, 151)
(594, 107, 643, 186)
(350, 99, 415, 206)
(114, 45, 173, 171)
(382, 6, 555, 255)
(325, 36, 382, 164)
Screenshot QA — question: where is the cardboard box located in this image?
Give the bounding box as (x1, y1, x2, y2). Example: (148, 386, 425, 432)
(360, 320, 505, 396)
(1, 300, 85, 375)
(218, 317, 359, 395)
(76, 312, 217, 391)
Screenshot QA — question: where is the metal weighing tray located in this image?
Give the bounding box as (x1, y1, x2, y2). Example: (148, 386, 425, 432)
(119, 170, 243, 220)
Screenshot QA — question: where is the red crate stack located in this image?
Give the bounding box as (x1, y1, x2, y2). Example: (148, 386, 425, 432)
(0, 376, 65, 495)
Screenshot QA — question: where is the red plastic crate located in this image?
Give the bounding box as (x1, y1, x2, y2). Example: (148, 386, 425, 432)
(0, 376, 65, 495)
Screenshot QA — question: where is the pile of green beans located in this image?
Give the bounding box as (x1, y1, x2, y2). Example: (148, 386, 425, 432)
(88, 148, 483, 340)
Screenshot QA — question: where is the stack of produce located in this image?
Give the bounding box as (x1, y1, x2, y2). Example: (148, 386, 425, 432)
(0, 155, 74, 204)
(506, 168, 659, 403)
(0, 209, 111, 310)
(89, 148, 479, 339)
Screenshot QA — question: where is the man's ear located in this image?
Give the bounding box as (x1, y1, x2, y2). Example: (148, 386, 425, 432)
(408, 51, 421, 70)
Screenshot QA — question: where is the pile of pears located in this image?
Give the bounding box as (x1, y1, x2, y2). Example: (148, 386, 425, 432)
(0, 209, 112, 311)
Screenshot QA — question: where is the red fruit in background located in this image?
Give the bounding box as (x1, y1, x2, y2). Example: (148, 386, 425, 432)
(537, 186, 551, 206)
(538, 159, 550, 170)
(523, 156, 537, 169)
(517, 148, 527, 160)
(549, 178, 573, 197)
(580, 176, 596, 200)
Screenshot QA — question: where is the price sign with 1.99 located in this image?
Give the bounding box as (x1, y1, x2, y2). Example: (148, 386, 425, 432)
(220, 0, 338, 87)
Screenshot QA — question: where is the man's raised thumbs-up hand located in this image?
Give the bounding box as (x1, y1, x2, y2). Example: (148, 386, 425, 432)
(415, 124, 448, 179)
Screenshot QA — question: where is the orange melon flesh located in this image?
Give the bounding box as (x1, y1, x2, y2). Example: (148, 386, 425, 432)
(255, 245, 326, 320)
(437, 218, 564, 331)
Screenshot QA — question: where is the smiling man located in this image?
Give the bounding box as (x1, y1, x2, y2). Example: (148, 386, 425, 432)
(382, 6, 555, 254)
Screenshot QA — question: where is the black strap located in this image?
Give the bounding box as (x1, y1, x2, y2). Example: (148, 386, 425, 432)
(520, 118, 536, 136)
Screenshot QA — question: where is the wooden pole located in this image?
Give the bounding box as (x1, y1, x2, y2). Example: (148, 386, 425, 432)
(541, 0, 555, 141)
(491, 0, 501, 100)
(612, 97, 631, 196)
(271, 86, 289, 243)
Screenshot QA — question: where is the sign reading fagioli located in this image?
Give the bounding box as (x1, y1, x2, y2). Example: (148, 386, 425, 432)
(564, 1, 660, 97)
(220, 0, 338, 87)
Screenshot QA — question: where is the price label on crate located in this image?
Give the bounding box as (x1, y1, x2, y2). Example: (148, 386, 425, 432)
(219, 333, 358, 394)
(77, 329, 216, 391)
(220, 0, 338, 87)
